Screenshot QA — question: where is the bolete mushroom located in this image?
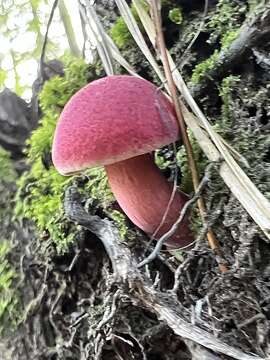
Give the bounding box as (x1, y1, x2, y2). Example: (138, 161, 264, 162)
(52, 75, 193, 248)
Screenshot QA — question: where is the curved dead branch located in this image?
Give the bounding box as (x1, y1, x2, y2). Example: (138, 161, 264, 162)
(64, 185, 265, 360)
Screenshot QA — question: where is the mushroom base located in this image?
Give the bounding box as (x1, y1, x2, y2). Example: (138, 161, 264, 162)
(105, 153, 193, 249)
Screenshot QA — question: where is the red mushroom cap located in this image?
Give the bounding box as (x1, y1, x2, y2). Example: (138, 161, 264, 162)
(52, 75, 179, 175)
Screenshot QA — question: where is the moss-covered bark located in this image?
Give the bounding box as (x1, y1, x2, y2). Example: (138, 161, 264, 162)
(1, 1, 270, 359)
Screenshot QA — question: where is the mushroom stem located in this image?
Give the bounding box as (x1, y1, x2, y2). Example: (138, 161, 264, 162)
(105, 153, 193, 248)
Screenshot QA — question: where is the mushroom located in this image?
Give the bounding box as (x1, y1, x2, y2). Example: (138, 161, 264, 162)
(52, 75, 193, 248)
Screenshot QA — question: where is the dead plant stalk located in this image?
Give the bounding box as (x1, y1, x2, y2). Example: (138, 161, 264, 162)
(150, 0, 228, 273)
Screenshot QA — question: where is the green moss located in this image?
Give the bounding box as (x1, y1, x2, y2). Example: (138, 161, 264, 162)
(15, 161, 74, 252)
(108, 210, 135, 240)
(110, 5, 143, 49)
(220, 29, 239, 49)
(15, 56, 129, 253)
(191, 28, 240, 84)
(110, 15, 132, 49)
(28, 57, 90, 162)
(15, 57, 99, 253)
(207, 0, 246, 45)
(191, 27, 241, 84)
(191, 50, 219, 84)
(0, 148, 17, 227)
(109, 1, 152, 49)
(0, 147, 17, 183)
(168, 7, 183, 25)
(218, 75, 241, 129)
(82, 169, 135, 241)
(218, 75, 270, 160)
(83, 167, 114, 208)
(214, 74, 270, 201)
(110, 0, 181, 49)
(191, 0, 248, 84)
(39, 57, 90, 116)
(0, 241, 20, 335)
(155, 151, 172, 170)
(27, 112, 58, 162)
(0, 149, 20, 335)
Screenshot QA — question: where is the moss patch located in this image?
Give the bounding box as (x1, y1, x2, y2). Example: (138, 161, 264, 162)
(110, 4, 145, 49)
(190, 0, 248, 84)
(207, 0, 247, 45)
(0, 147, 21, 335)
(108, 209, 135, 241)
(217, 74, 270, 198)
(0, 147, 17, 183)
(15, 57, 108, 253)
(191, 50, 219, 84)
(0, 241, 20, 335)
(168, 7, 183, 25)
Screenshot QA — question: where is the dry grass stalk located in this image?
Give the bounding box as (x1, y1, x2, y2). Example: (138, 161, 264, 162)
(82, 0, 270, 251)
(131, 0, 270, 241)
(149, 0, 228, 273)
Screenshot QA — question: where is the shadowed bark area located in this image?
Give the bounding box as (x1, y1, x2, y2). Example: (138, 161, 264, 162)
(0, 89, 32, 158)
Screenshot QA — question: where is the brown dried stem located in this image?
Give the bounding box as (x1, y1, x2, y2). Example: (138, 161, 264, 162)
(150, 0, 228, 273)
